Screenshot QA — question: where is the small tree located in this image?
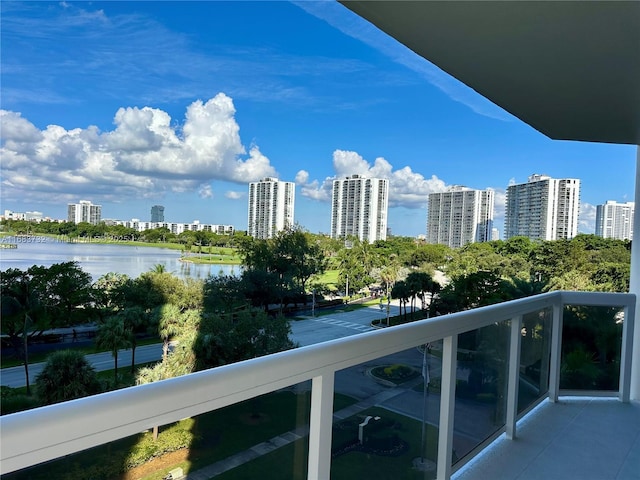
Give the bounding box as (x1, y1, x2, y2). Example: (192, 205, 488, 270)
(95, 316, 130, 385)
(35, 350, 101, 405)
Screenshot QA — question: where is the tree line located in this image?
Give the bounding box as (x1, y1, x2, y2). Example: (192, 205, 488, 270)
(1, 230, 631, 408)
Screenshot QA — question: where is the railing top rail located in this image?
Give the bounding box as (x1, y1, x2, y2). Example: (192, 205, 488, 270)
(0, 290, 635, 474)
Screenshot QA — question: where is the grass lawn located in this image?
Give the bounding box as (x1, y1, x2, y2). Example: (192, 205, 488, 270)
(180, 247, 241, 265)
(2, 390, 357, 480)
(215, 406, 439, 480)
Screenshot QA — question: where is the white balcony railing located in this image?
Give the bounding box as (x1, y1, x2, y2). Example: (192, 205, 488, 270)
(0, 290, 635, 479)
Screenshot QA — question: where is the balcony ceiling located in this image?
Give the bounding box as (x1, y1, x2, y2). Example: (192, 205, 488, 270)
(340, 1, 640, 145)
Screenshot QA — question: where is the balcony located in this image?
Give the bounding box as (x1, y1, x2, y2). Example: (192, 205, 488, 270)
(1, 290, 637, 479)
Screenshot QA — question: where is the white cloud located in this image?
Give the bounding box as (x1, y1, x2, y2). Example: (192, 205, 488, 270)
(579, 202, 596, 234)
(225, 191, 244, 200)
(297, 149, 449, 209)
(0, 93, 277, 205)
(198, 184, 214, 199)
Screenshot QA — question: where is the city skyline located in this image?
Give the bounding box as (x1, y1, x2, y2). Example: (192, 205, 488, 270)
(1, 1, 636, 237)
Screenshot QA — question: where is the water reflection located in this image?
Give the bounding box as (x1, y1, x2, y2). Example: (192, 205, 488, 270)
(0, 239, 240, 280)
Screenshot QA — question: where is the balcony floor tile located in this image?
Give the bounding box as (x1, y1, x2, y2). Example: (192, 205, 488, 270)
(453, 397, 640, 480)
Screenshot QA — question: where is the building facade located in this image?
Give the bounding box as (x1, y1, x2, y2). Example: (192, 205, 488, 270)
(247, 177, 295, 240)
(330, 174, 389, 243)
(112, 219, 234, 236)
(595, 200, 635, 240)
(150, 205, 165, 223)
(505, 174, 581, 241)
(426, 186, 495, 248)
(67, 200, 102, 225)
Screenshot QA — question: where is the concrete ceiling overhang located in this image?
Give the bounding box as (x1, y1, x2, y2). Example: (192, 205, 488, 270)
(340, 1, 640, 145)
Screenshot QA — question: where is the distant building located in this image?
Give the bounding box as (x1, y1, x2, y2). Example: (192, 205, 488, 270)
(247, 177, 295, 239)
(331, 174, 389, 243)
(426, 186, 494, 248)
(67, 200, 102, 225)
(150, 205, 165, 223)
(491, 227, 500, 241)
(505, 174, 580, 241)
(595, 201, 634, 240)
(2, 210, 43, 222)
(113, 219, 234, 236)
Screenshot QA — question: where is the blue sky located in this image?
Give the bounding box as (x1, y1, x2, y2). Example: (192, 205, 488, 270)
(1, 1, 636, 237)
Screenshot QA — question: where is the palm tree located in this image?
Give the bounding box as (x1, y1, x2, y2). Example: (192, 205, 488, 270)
(150, 263, 167, 274)
(156, 303, 183, 362)
(35, 350, 101, 405)
(1, 271, 46, 395)
(118, 306, 147, 373)
(96, 316, 131, 385)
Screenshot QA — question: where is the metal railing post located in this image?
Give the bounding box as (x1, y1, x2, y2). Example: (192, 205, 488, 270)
(506, 315, 523, 439)
(437, 334, 458, 480)
(619, 304, 635, 402)
(308, 371, 335, 480)
(549, 302, 563, 402)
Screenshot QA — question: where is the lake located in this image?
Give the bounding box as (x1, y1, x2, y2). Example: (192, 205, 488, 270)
(0, 237, 240, 280)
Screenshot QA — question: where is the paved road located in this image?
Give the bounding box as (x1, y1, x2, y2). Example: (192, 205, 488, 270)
(0, 343, 165, 388)
(1, 302, 402, 388)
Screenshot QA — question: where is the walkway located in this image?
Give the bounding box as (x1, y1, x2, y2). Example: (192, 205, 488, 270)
(183, 377, 424, 479)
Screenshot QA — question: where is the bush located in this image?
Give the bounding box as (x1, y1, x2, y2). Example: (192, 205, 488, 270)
(35, 350, 101, 405)
(0, 387, 41, 415)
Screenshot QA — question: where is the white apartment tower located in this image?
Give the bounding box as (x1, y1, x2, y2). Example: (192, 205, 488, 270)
(595, 201, 634, 240)
(330, 175, 389, 243)
(505, 174, 581, 241)
(67, 200, 102, 225)
(247, 177, 295, 240)
(426, 186, 495, 248)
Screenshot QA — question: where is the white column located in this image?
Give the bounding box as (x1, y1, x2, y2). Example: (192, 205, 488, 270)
(548, 302, 563, 402)
(506, 315, 523, 439)
(437, 334, 458, 480)
(628, 146, 640, 401)
(308, 372, 335, 480)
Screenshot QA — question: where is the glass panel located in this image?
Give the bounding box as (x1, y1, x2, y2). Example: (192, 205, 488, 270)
(560, 305, 624, 391)
(331, 347, 439, 479)
(518, 308, 552, 413)
(3, 383, 312, 480)
(453, 320, 510, 465)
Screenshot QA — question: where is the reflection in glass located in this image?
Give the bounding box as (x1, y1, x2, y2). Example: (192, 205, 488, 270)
(453, 320, 510, 464)
(331, 347, 440, 479)
(518, 308, 552, 413)
(560, 305, 624, 391)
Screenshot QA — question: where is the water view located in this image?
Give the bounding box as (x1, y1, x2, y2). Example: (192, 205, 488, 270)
(0, 238, 239, 280)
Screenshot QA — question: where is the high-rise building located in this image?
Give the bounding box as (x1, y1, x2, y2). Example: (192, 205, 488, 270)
(151, 205, 165, 223)
(426, 186, 494, 248)
(247, 177, 295, 239)
(67, 200, 102, 225)
(505, 174, 580, 241)
(330, 174, 389, 243)
(595, 201, 634, 240)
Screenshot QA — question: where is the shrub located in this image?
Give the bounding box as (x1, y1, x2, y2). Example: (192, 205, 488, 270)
(35, 350, 101, 405)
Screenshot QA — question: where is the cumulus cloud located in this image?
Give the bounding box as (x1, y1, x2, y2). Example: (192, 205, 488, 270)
(296, 149, 449, 209)
(0, 93, 278, 205)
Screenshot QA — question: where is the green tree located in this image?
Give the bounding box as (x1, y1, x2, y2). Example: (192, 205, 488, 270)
(156, 303, 183, 362)
(95, 316, 130, 385)
(35, 350, 101, 405)
(1, 269, 47, 395)
(391, 280, 411, 321)
(194, 309, 295, 370)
